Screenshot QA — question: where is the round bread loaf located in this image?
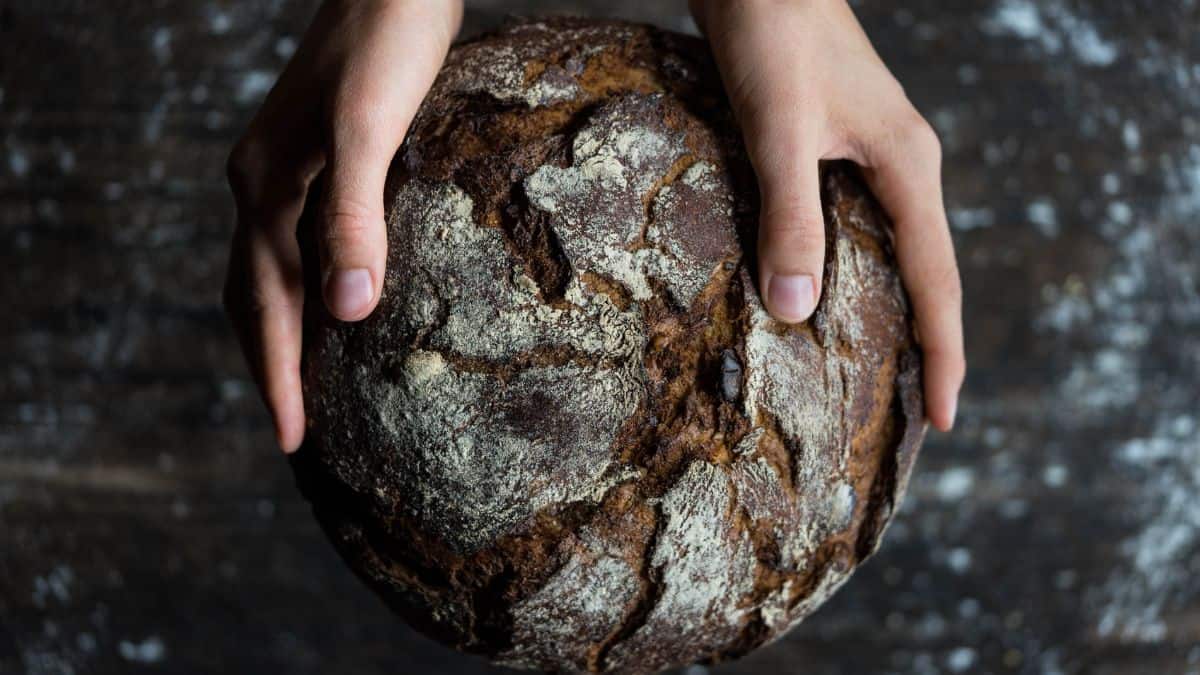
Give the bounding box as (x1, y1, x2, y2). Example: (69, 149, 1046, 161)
(291, 17, 925, 674)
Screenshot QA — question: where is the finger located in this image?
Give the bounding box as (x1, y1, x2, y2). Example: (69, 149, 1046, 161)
(754, 146, 826, 324)
(698, 6, 830, 323)
(319, 0, 461, 322)
(226, 217, 307, 453)
(859, 114, 965, 431)
(225, 146, 311, 453)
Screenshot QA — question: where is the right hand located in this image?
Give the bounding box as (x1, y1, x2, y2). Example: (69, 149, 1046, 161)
(223, 0, 463, 453)
(690, 0, 965, 431)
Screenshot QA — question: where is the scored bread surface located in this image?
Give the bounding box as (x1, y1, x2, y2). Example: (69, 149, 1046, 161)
(293, 17, 925, 674)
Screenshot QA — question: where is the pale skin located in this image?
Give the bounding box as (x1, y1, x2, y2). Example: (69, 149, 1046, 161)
(224, 0, 966, 453)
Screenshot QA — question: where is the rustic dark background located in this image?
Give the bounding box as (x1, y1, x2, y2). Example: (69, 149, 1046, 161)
(2, 0, 1198, 673)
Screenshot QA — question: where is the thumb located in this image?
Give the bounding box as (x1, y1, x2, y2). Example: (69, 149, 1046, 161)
(319, 124, 395, 322)
(694, 0, 828, 324)
(754, 150, 826, 323)
(318, 0, 460, 322)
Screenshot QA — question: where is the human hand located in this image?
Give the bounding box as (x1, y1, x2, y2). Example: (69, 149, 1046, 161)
(223, 0, 463, 452)
(690, 0, 965, 431)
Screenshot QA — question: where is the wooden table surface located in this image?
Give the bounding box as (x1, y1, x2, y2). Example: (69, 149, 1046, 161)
(2, 1, 1198, 673)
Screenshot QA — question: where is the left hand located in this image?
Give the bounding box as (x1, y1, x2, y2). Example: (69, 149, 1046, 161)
(223, 0, 463, 453)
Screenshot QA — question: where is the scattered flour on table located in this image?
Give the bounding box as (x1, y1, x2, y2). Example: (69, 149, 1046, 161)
(1029, 64, 1200, 639)
(984, 0, 1119, 66)
(117, 636, 166, 664)
(1097, 416, 1200, 642)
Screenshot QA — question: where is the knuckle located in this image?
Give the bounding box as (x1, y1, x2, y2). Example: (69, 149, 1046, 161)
(925, 341, 966, 380)
(896, 110, 942, 163)
(222, 261, 301, 320)
(917, 263, 963, 312)
(868, 109, 942, 169)
(226, 137, 262, 188)
(762, 202, 827, 245)
(321, 202, 381, 255)
(952, 353, 967, 381)
(943, 351, 968, 385)
(244, 282, 299, 318)
(933, 264, 964, 306)
(947, 280, 964, 307)
(771, 223, 827, 254)
(245, 284, 273, 315)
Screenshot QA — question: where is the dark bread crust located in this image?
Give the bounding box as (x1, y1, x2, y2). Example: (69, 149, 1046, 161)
(291, 17, 925, 674)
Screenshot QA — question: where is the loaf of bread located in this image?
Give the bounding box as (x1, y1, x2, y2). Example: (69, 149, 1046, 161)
(291, 17, 925, 673)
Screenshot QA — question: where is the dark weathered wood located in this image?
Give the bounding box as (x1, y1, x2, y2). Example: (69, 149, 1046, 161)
(2, 1, 1198, 673)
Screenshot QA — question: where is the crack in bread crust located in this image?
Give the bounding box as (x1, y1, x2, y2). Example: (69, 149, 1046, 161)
(292, 17, 925, 675)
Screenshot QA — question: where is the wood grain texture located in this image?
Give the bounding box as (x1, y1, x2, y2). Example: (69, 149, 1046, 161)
(1, 1, 1198, 673)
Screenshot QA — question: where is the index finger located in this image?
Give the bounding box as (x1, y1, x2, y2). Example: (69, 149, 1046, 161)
(860, 116, 966, 431)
